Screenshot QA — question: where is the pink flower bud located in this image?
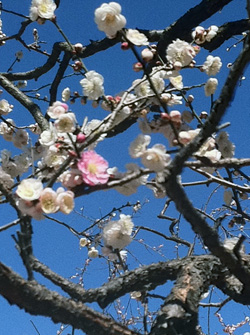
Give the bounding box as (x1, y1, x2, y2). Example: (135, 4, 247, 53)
(121, 42, 130, 50)
(133, 62, 143, 72)
(170, 110, 181, 122)
(160, 113, 170, 120)
(76, 133, 86, 143)
(141, 48, 154, 62)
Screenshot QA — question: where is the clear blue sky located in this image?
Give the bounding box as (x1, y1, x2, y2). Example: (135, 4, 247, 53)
(0, 1, 250, 334)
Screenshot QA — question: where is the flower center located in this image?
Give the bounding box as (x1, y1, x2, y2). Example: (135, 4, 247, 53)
(88, 163, 97, 174)
(105, 13, 116, 24)
(39, 4, 48, 14)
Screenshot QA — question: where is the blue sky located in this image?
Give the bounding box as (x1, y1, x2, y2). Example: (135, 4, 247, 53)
(0, 0, 250, 334)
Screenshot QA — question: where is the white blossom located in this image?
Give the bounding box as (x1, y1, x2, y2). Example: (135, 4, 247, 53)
(88, 247, 99, 258)
(102, 214, 134, 249)
(126, 29, 148, 46)
(0, 99, 13, 115)
(61, 87, 71, 102)
(42, 145, 67, 168)
(54, 112, 76, 133)
(39, 187, 59, 214)
(0, 166, 14, 190)
(166, 39, 196, 67)
(216, 131, 235, 158)
(161, 93, 182, 106)
(47, 101, 68, 119)
(56, 189, 75, 214)
(204, 78, 218, 96)
(12, 129, 29, 149)
(206, 25, 219, 42)
(39, 123, 57, 146)
(133, 78, 152, 97)
(80, 71, 104, 100)
(29, 0, 57, 21)
(16, 178, 43, 201)
(94, 2, 126, 38)
(141, 144, 171, 172)
(203, 55, 222, 76)
(129, 134, 151, 158)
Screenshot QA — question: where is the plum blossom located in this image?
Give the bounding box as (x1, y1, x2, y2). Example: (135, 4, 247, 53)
(12, 129, 29, 149)
(16, 198, 44, 221)
(204, 78, 218, 96)
(80, 71, 104, 100)
(130, 134, 170, 172)
(166, 39, 196, 67)
(47, 101, 68, 119)
(79, 237, 90, 248)
(42, 145, 67, 168)
(202, 55, 222, 76)
(129, 134, 151, 158)
(16, 178, 43, 201)
(58, 169, 83, 188)
(192, 25, 218, 44)
(61, 87, 71, 102)
(126, 29, 148, 46)
(0, 119, 15, 141)
(169, 74, 183, 90)
(110, 163, 148, 196)
(39, 187, 59, 214)
(216, 131, 235, 158)
(161, 93, 182, 106)
(102, 214, 134, 249)
(56, 188, 75, 214)
(77, 150, 109, 186)
(54, 113, 76, 133)
(29, 0, 57, 21)
(0, 166, 14, 190)
(88, 247, 99, 258)
(206, 25, 219, 42)
(94, 2, 126, 38)
(133, 78, 151, 97)
(39, 123, 57, 146)
(0, 99, 13, 115)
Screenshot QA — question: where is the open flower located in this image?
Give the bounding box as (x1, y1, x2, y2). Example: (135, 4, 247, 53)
(77, 150, 109, 186)
(16, 178, 43, 201)
(0, 99, 13, 115)
(204, 78, 218, 96)
(130, 134, 170, 172)
(56, 188, 75, 214)
(166, 39, 196, 67)
(39, 187, 59, 214)
(29, 0, 57, 21)
(126, 29, 148, 46)
(47, 101, 68, 119)
(94, 2, 126, 38)
(202, 55, 222, 76)
(80, 71, 104, 100)
(102, 214, 134, 249)
(54, 113, 76, 133)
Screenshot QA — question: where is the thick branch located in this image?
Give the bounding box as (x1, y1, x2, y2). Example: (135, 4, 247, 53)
(157, 0, 234, 58)
(0, 75, 49, 131)
(0, 262, 140, 335)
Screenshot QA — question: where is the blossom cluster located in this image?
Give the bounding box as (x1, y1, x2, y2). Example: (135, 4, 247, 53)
(16, 178, 74, 220)
(0, 1, 236, 226)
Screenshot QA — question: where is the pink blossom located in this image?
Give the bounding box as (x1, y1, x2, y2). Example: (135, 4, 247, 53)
(77, 150, 109, 186)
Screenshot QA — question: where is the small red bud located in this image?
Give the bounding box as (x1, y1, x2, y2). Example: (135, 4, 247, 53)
(76, 133, 86, 143)
(121, 42, 130, 50)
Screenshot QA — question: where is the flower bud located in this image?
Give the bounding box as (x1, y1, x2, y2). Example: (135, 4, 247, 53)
(141, 48, 154, 62)
(133, 62, 143, 72)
